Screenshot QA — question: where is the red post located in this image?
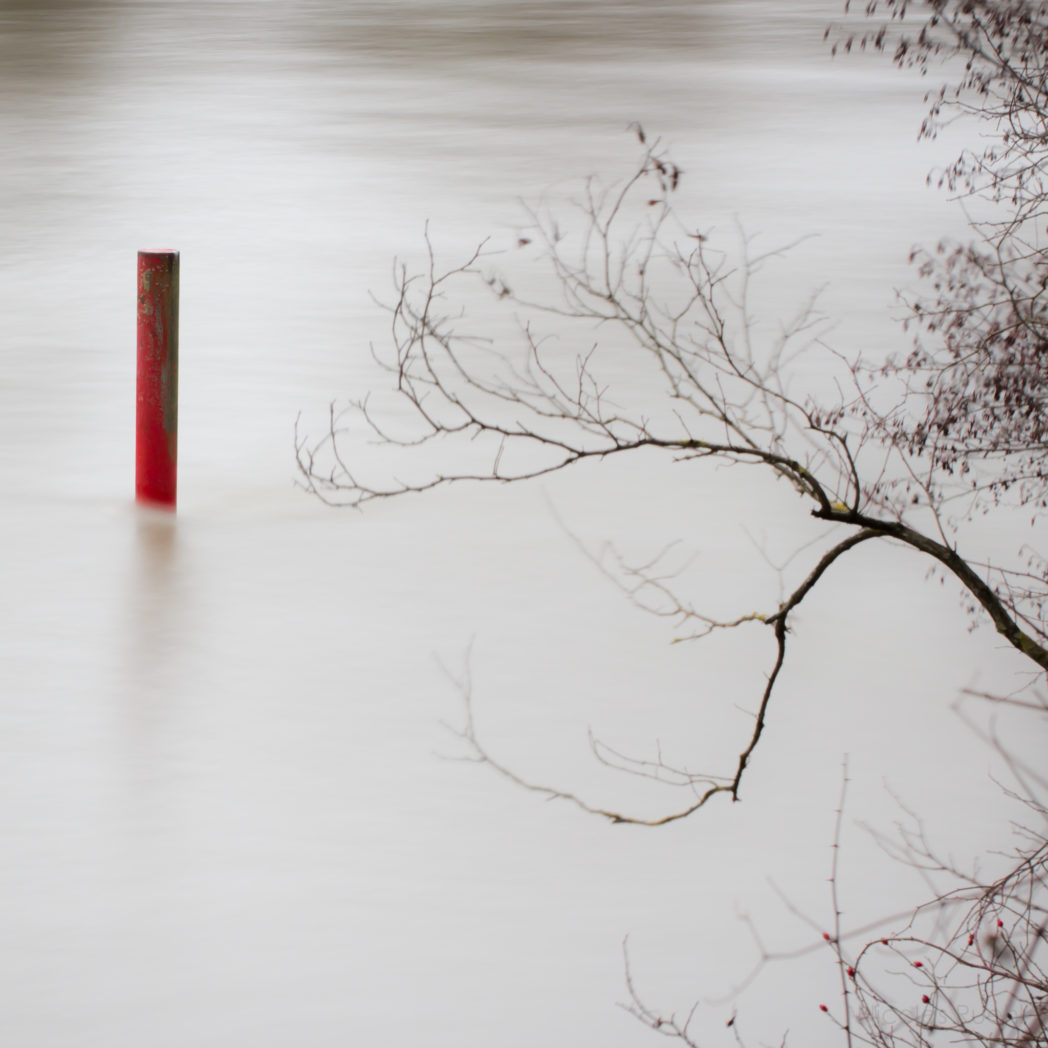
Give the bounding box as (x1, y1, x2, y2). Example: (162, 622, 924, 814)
(136, 250, 179, 508)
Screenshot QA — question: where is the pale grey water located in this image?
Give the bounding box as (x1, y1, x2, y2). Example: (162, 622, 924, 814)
(0, 2, 1036, 1046)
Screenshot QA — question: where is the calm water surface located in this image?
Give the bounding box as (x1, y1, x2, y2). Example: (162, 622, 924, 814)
(0, 3, 1026, 1046)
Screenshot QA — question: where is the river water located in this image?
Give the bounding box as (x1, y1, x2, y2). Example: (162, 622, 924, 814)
(1, 2, 1037, 1046)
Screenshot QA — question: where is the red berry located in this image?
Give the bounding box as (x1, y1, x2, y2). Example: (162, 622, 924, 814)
(922, 995, 930, 1004)
(881, 939, 889, 946)
(913, 961, 923, 968)
(822, 933, 831, 941)
(997, 920, 1004, 928)
(967, 934, 975, 946)
(819, 1005, 828, 1013)
(846, 966, 855, 979)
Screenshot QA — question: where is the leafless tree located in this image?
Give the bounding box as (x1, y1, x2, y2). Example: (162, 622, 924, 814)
(297, 1, 1048, 1043)
(617, 713, 1047, 1048)
(298, 23, 1046, 807)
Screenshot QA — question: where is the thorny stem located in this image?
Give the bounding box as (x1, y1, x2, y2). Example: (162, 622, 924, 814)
(831, 760, 854, 1048)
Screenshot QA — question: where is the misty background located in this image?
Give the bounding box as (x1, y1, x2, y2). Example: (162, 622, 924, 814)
(0, 2, 1036, 1046)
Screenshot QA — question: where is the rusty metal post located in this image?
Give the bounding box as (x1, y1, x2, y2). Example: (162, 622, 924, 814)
(136, 250, 179, 508)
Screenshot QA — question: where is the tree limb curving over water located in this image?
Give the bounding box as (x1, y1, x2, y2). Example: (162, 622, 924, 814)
(299, 3, 1048, 1045)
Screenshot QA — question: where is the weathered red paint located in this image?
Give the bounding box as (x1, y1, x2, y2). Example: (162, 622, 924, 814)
(136, 250, 179, 508)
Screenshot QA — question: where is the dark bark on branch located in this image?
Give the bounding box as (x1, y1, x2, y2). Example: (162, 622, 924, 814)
(298, 3, 1048, 826)
(815, 507, 1048, 672)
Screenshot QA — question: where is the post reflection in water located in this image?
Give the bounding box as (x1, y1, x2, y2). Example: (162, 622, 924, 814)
(122, 507, 180, 706)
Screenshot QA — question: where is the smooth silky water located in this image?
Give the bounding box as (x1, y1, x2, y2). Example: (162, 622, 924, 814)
(0, 2, 1031, 1045)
